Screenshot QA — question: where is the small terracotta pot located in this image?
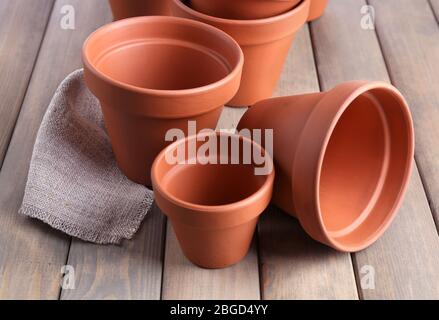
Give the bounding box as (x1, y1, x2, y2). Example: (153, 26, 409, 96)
(83, 17, 243, 186)
(109, 0, 171, 20)
(152, 132, 275, 268)
(237, 81, 414, 252)
(172, 0, 310, 107)
(190, 0, 302, 20)
(308, 0, 328, 21)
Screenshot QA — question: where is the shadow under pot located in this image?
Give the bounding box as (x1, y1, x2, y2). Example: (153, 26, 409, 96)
(152, 132, 275, 268)
(172, 0, 310, 107)
(82, 16, 244, 186)
(190, 0, 302, 20)
(109, 0, 172, 20)
(237, 81, 414, 252)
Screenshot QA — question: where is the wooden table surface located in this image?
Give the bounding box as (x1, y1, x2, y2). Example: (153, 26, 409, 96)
(0, 0, 438, 300)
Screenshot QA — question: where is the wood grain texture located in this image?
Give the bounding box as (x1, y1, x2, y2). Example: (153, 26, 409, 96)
(0, 0, 54, 168)
(312, 0, 439, 299)
(160, 106, 260, 300)
(258, 25, 359, 300)
(0, 0, 111, 299)
(368, 0, 439, 229)
(62, 204, 165, 300)
(355, 170, 439, 299)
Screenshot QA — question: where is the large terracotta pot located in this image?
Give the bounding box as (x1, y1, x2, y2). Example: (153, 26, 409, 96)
(172, 0, 310, 107)
(109, 0, 172, 20)
(190, 0, 302, 20)
(83, 17, 243, 186)
(152, 132, 275, 268)
(237, 81, 414, 252)
(308, 0, 328, 21)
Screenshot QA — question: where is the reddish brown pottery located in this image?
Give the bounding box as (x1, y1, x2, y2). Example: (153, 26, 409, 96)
(172, 0, 310, 107)
(238, 81, 414, 252)
(152, 132, 275, 268)
(83, 16, 243, 185)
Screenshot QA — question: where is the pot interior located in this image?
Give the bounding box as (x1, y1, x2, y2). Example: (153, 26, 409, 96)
(319, 88, 412, 246)
(156, 134, 271, 206)
(96, 42, 229, 90)
(85, 18, 241, 90)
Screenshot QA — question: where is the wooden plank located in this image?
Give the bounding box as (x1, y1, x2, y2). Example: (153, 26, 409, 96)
(0, 0, 111, 299)
(369, 0, 439, 230)
(0, 0, 54, 168)
(311, 0, 439, 299)
(160, 106, 260, 300)
(61, 204, 165, 300)
(258, 25, 359, 300)
(355, 170, 439, 299)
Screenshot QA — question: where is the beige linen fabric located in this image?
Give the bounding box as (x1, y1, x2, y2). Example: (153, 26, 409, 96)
(20, 69, 154, 244)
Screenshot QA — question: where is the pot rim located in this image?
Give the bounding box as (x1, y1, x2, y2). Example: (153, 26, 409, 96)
(82, 16, 244, 98)
(152, 131, 275, 215)
(173, 0, 309, 25)
(294, 81, 415, 252)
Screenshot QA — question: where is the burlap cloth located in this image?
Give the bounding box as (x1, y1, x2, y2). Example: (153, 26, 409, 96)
(19, 70, 154, 244)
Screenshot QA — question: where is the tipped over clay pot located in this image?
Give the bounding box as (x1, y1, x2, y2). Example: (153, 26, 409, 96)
(308, 0, 328, 21)
(152, 132, 274, 268)
(109, 0, 171, 20)
(237, 81, 414, 252)
(190, 0, 302, 20)
(83, 16, 243, 186)
(172, 0, 310, 107)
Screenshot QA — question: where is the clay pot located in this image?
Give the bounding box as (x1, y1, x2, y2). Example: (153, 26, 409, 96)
(109, 0, 172, 20)
(172, 0, 310, 107)
(190, 0, 302, 20)
(83, 16, 243, 186)
(308, 0, 328, 21)
(152, 132, 275, 268)
(237, 81, 414, 252)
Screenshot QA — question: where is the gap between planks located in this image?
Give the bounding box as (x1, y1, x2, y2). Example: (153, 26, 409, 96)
(0, 0, 54, 169)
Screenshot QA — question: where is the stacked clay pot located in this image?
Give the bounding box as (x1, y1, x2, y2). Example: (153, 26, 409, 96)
(108, 0, 329, 22)
(172, 0, 312, 107)
(109, 0, 172, 20)
(190, 0, 328, 21)
(190, 0, 303, 20)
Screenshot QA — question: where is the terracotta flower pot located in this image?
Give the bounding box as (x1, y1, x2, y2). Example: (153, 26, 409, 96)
(190, 0, 302, 20)
(83, 16, 243, 186)
(237, 81, 414, 252)
(152, 132, 275, 268)
(172, 0, 310, 107)
(308, 0, 328, 21)
(109, 0, 172, 20)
